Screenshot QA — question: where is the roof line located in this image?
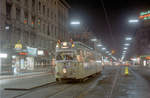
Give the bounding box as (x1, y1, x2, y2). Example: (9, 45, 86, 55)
(59, 0, 71, 8)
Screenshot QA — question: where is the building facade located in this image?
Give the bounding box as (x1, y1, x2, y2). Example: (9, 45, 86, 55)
(0, 0, 69, 74)
(134, 11, 150, 66)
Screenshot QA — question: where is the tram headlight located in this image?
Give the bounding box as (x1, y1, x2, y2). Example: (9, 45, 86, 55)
(56, 44, 59, 48)
(63, 68, 67, 73)
(63, 42, 67, 46)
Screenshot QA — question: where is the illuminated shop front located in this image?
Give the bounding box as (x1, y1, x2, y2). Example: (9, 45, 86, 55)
(12, 46, 37, 72)
(140, 55, 150, 67)
(35, 50, 52, 68)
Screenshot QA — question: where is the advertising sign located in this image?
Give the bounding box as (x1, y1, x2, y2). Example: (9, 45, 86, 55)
(139, 10, 150, 20)
(15, 43, 22, 50)
(27, 47, 37, 56)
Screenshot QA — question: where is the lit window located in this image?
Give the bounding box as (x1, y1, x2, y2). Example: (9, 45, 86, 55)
(38, 19, 41, 26)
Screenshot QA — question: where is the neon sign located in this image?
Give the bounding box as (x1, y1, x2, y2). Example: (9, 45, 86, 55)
(139, 10, 150, 20)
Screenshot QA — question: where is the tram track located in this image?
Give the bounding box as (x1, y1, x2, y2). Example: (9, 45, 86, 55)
(11, 81, 76, 98)
(45, 83, 76, 98)
(3, 66, 119, 98)
(75, 66, 121, 98)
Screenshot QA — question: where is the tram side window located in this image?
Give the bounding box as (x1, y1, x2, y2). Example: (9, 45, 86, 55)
(56, 52, 74, 60)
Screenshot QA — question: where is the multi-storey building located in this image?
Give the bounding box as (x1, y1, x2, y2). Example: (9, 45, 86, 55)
(134, 11, 150, 66)
(0, 0, 69, 74)
(0, 0, 69, 51)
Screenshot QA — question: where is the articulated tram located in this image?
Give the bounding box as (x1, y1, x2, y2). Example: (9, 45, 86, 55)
(55, 41, 103, 82)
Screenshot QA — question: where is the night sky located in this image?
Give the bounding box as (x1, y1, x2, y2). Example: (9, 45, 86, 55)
(66, 0, 150, 58)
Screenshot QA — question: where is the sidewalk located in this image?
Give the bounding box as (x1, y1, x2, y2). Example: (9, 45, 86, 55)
(0, 72, 55, 90)
(0, 66, 54, 80)
(0, 67, 56, 90)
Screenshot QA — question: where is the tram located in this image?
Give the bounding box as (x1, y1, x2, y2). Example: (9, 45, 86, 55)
(55, 40, 103, 82)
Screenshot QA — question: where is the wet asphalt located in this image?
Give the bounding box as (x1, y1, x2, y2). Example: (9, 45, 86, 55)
(1, 66, 150, 98)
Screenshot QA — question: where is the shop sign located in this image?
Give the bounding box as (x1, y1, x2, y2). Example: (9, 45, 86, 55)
(0, 53, 8, 58)
(145, 56, 150, 60)
(139, 10, 150, 20)
(37, 50, 44, 56)
(27, 47, 37, 56)
(19, 52, 27, 55)
(15, 43, 22, 50)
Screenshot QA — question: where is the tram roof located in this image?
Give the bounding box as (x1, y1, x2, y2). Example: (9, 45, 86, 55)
(74, 42, 93, 51)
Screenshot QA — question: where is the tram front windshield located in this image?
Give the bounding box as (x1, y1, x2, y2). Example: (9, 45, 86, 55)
(56, 51, 75, 61)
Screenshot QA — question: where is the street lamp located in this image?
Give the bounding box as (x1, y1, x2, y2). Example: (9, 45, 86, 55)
(125, 37, 132, 41)
(91, 38, 97, 42)
(122, 52, 126, 54)
(106, 51, 109, 53)
(128, 19, 139, 23)
(123, 51, 126, 53)
(97, 44, 102, 47)
(108, 53, 111, 55)
(124, 43, 130, 46)
(102, 47, 106, 50)
(5, 26, 10, 30)
(124, 47, 128, 50)
(70, 21, 81, 25)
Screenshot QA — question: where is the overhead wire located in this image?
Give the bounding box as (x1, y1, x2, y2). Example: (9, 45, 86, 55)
(100, 0, 116, 50)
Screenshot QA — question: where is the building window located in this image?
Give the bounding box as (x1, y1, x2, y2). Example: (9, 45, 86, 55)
(32, 0, 35, 8)
(16, 0, 20, 2)
(51, 11, 53, 19)
(39, 2, 41, 12)
(38, 18, 41, 26)
(47, 8, 49, 17)
(32, 16, 35, 27)
(24, 12, 28, 24)
(43, 24, 45, 33)
(6, 1, 12, 19)
(25, 0, 28, 7)
(51, 25, 53, 33)
(43, 5, 45, 16)
(16, 8, 21, 21)
(47, 24, 50, 35)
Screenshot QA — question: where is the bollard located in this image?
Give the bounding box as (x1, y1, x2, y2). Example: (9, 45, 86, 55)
(124, 67, 129, 76)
